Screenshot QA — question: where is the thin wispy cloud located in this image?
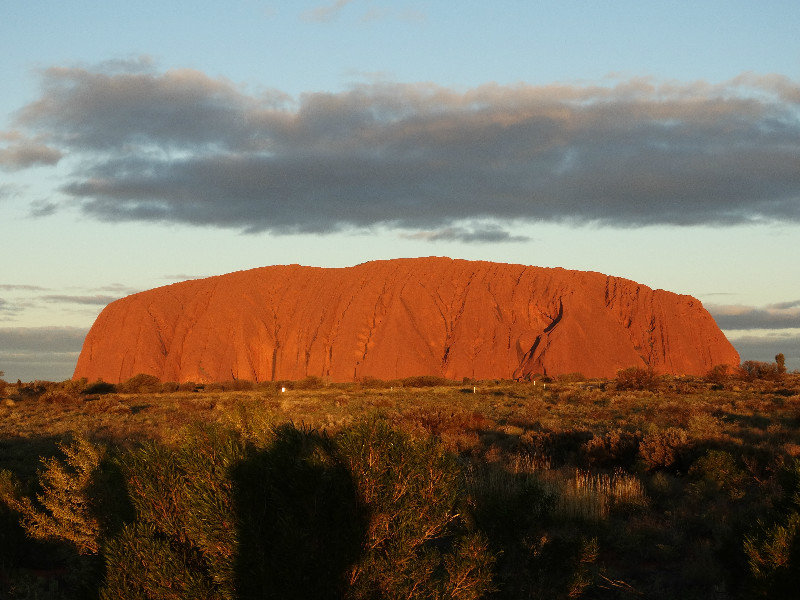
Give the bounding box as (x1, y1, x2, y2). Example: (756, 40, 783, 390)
(41, 294, 121, 306)
(402, 224, 531, 243)
(0, 183, 24, 200)
(0, 298, 26, 320)
(302, 0, 353, 22)
(94, 283, 140, 294)
(10, 62, 800, 238)
(361, 7, 425, 23)
(162, 274, 207, 281)
(0, 298, 16, 312)
(0, 284, 48, 291)
(29, 200, 59, 217)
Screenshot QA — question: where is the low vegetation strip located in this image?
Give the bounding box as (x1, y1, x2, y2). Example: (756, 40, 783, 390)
(0, 363, 799, 599)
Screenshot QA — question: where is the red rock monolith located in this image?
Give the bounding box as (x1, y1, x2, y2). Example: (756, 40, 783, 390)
(73, 257, 739, 383)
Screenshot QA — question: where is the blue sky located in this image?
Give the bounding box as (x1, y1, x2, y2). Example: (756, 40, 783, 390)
(2, 1, 799, 381)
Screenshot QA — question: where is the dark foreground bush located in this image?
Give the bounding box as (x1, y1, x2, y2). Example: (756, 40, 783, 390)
(639, 427, 690, 471)
(3, 420, 495, 599)
(81, 380, 117, 395)
(744, 459, 800, 598)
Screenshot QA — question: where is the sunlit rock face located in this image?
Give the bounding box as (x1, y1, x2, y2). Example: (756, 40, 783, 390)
(74, 257, 739, 383)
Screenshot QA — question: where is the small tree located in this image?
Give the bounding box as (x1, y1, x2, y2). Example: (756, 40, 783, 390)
(776, 353, 787, 375)
(0, 436, 104, 555)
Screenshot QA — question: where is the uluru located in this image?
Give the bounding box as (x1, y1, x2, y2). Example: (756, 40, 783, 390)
(73, 257, 739, 383)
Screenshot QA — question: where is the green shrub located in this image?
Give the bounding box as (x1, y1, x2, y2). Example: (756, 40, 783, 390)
(399, 375, 455, 387)
(102, 521, 221, 600)
(357, 375, 392, 388)
(555, 372, 585, 383)
(209, 379, 256, 391)
(583, 429, 642, 469)
(101, 420, 494, 599)
(745, 513, 800, 599)
(293, 375, 327, 389)
(466, 463, 555, 543)
(39, 388, 82, 404)
(159, 381, 180, 393)
(117, 373, 162, 394)
(705, 364, 733, 387)
(82, 380, 117, 395)
(744, 460, 800, 598)
(0, 436, 104, 555)
(688, 450, 747, 500)
(639, 428, 689, 471)
(111, 426, 244, 599)
(776, 353, 787, 375)
(464, 462, 556, 596)
(233, 425, 366, 600)
(615, 367, 659, 391)
(0, 472, 30, 567)
(740, 360, 783, 382)
(338, 419, 495, 599)
(0, 418, 495, 599)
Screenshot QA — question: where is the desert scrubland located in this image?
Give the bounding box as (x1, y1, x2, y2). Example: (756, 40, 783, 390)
(1, 363, 799, 599)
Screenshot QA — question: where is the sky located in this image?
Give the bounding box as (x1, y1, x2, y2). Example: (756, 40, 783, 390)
(1, 1, 799, 381)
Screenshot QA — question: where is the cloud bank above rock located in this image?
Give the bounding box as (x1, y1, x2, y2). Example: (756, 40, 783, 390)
(708, 302, 800, 330)
(6, 61, 800, 236)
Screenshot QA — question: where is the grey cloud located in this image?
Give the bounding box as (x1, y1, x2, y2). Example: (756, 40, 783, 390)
(0, 183, 25, 200)
(94, 283, 140, 294)
(0, 284, 47, 291)
(13, 64, 800, 233)
(769, 299, 800, 310)
(0, 142, 61, 170)
(41, 294, 120, 306)
(403, 224, 531, 243)
(18, 64, 289, 152)
(0, 326, 87, 353)
(0, 298, 24, 318)
(0, 354, 80, 383)
(29, 200, 59, 217)
(729, 332, 800, 372)
(709, 304, 800, 330)
(0, 326, 87, 381)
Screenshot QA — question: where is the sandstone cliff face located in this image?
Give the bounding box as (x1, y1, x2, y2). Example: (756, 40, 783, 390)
(73, 257, 739, 383)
